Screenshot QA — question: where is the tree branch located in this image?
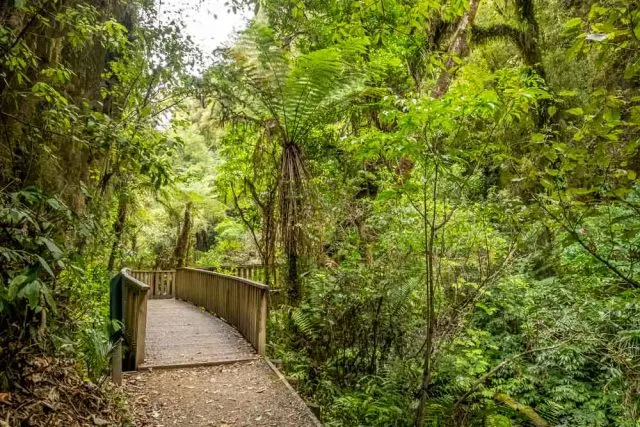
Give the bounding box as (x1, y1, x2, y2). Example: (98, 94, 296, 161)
(230, 183, 265, 261)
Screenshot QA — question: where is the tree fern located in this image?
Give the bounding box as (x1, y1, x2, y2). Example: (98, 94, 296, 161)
(208, 23, 362, 302)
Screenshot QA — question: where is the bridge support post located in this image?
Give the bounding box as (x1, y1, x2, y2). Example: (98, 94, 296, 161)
(135, 290, 149, 368)
(258, 290, 267, 355)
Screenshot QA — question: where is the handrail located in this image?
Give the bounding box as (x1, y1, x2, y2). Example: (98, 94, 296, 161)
(175, 267, 269, 355)
(122, 268, 150, 291)
(186, 267, 269, 289)
(121, 268, 150, 369)
(214, 263, 280, 270)
(206, 264, 280, 287)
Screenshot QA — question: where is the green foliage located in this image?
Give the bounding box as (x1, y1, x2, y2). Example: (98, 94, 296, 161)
(233, 0, 640, 425)
(3, 0, 640, 425)
(0, 0, 194, 401)
(78, 326, 116, 384)
(0, 188, 68, 330)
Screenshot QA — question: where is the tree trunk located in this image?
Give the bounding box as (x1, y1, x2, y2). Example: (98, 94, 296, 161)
(280, 142, 306, 304)
(414, 162, 438, 427)
(174, 202, 192, 268)
(241, 179, 278, 287)
(286, 250, 300, 305)
(431, 0, 481, 98)
(107, 192, 128, 273)
(263, 198, 276, 286)
(494, 393, 549, 426)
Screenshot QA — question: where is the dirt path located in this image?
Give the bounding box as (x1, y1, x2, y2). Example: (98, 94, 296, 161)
(124, 361, 319, 426)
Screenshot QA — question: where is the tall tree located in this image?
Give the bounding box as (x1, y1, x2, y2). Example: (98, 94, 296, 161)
(174, 202, 193, 268)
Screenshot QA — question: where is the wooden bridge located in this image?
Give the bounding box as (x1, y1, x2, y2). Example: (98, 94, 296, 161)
(116, 267, 268, 370)
(112, 267, 320, 426)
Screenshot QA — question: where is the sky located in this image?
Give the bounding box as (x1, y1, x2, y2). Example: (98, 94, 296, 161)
(156, 0, 254, 68)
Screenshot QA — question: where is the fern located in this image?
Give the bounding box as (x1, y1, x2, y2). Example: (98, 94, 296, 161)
(79, 327, 115, 384)
(221, 23, 361, 148)
(214, 23, 364, 263)
(291, 305, 319, 340)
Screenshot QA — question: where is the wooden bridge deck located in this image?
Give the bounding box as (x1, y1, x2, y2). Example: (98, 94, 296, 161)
(142, 298, 257, 368)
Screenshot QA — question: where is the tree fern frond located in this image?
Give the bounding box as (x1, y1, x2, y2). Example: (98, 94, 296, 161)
(224, 24, 360, 145)
(285, 47, 352, 141)
(230, 24, 290, 125)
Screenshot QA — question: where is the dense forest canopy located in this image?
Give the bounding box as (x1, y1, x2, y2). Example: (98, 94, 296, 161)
(1, 0, 640, 425)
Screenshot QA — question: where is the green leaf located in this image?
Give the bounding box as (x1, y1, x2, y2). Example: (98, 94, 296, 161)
(566, 107, 584, 116)
(563, 17, 582, 31)
(8, 275, 29, 301)
(531, 133, 546, 144)
(17, 281, 41, 309)
(377, 190, 398, 201)
(37, 237, 63, 260)
(624, 60, 640, 80)
(36, 255, 55, 278)
(40, 283, 57, 315)
(567, 187, 596, 196)
(559, 90, 578, 98)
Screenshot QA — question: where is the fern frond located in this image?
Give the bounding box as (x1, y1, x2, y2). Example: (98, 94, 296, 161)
(292, 306, 318, 339)
(224, 23, 360, 146)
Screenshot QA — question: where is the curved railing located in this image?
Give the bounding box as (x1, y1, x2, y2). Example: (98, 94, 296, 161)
(207, 264, 273, 284)
(112, 266, 270, 382)
(176, 268, 269, 355)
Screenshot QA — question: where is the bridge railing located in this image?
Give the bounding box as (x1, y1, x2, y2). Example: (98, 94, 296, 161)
(175, 267, 269, 355)
(122, 268, 150, 370)
(206, 264, 285, 308)
(206, 264, 274, 286)
(129, 269, 175, 299)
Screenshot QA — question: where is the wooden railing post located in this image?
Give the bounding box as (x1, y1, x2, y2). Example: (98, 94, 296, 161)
(152, 271, 157, 297)
(258, 289, 267, 355)
(111, 341, 122, 385)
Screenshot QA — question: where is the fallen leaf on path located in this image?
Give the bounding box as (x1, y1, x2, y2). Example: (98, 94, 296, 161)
(92, 415, 109, 425)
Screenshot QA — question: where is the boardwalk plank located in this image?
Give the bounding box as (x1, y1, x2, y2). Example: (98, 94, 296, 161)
(143, 299, 256, 368)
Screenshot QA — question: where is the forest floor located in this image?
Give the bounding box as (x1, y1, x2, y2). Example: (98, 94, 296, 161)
(0, 351, 131, 427)
(123, 361, 319, 426)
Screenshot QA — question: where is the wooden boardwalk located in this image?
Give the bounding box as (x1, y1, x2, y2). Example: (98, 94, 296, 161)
(142, 298, 257, 368)
(119, 269, 321, 426)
